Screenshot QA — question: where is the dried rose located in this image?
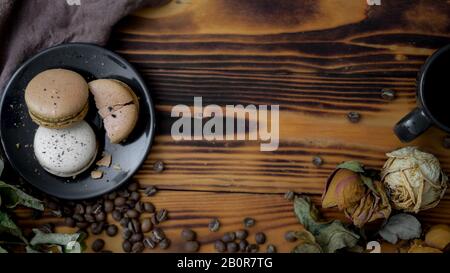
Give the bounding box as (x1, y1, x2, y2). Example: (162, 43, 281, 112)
(322, 161, 391, 227)
(381, 147, 448, 213)
(425, 224, 450, 250)
(408, 240, 442, 253)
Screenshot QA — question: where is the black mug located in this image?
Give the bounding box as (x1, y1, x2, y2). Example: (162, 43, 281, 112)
(394, 44, 450, 142)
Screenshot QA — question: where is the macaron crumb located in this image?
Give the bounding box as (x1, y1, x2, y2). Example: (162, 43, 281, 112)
(96, 153, 112, 167)
(91, 170, 103, 179)
(16, 143, 20, 149)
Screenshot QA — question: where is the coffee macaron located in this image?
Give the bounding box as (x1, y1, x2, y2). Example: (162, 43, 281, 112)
(25, 69, 89, 128)
(88, 79, 139, 143)
(34, 121, 98, 177)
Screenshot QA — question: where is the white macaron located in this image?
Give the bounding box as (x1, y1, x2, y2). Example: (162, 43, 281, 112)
(34, 121, 98, 177)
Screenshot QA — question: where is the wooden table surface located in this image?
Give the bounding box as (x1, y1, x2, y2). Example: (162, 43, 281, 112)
(17, 0, 450, 253)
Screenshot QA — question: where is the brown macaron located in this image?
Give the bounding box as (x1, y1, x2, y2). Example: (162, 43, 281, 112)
(88, 79, 139, 143)
(25, 69, 89, 128)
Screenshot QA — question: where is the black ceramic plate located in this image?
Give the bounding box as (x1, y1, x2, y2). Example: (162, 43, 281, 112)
(0, 43, 155, 200)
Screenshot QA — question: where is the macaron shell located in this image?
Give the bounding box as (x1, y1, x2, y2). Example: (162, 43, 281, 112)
(28, 102, 88, 129)
(33, 121, 98, 177)
(88, 79, 135, 114)
(25, 69, 89, 122)
(104, 104, 138, 143)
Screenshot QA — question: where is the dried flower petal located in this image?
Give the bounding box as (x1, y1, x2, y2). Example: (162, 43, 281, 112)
(425, 224, 450, 250)
(378, 213, 421, 244)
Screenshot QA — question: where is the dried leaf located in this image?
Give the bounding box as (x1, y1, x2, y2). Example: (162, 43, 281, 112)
(30, 229, 82, 253)
(0, 181, 44, 210)
(294, 196, 359, 253)
(379, 213, 421, 244)
(0, 245, 7, 253)
(336, 161, 365, 173)
(0, 211, 26, 242)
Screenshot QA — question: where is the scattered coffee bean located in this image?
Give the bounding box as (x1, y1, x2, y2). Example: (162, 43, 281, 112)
(284, 231, 298, 242)
(284, 191, 295, 201)
(114, 196, 126, 207)
(126, 209, 139, 219)
(181, 229, 196, 241)
(208, 218, 220, 232)
(91, 239, 105, 252)
(38, 223, 54, 234)
(126, 199, 136, 208)
(141, 218, 153, 233)
(120, 217, 130, 228)
(238, 240, 249, 252)
(243, 217, 256, 228)
(144, 186, 157, 196)
(72, 213, 84, 222)
(153, 160, 164, 173)
(106, 225, 118, 237)
(103, 200, 114, 213)
(112, 210, 122, 221)
(122, 240, 132, 253)
(132, 242, 144, 253)
(95, 212, 106, 222)
(92, 204, 102, 215)
(150, 214, 159, 226)
(122, 229, 133, 240)
(214, 240, 226, 253)
(227, 242, 239, 253)
(130, 219, 141, 233)
(184, 241, 200, 252)
(90, 222, 105, 235)
(127, 182, 139, 192)
(347, 111, 361, 123)
(85, 205, 93, 215)
(144, 202, 155, 213)
(235, 229, 248, 240)
(65, 217, 75, 227)
(381, 88, 396, 101)
(118, 190, 130, 198)
(130, 233, 144, 243)
(222, 232, 236, 243)
(74, 204, 85, 215)
(152, 228, 166, 241)
(156, 209, 168, 222)
(266, 244, 277, 253)
(143, 237, 156, 249)
(84, 214, 95, 223)
(255, 232, 266, 244)
(159, 238, 171, 249)
(130, 191, 140, 202)
(246, 244, 259, 253)
(76, 222, 89, 229)
(443, 136, 450, 149)
(135, 201, 144, 213)
(108, 192, 117, 200)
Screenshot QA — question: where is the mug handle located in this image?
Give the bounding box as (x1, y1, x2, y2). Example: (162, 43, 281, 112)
(394, 107, 432, 142)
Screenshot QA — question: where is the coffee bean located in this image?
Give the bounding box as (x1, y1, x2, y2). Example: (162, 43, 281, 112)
(214, 240, 226, 253)
(130, 233, 144, 243)
(222, 232, 236, 243)
(126, 199, 136, 208)
(120, 240, 131, 253)
(75, 222, 89, 229)
(443, 136, 450, 149)
(143, 202, 155, 213)
(144, 186, 157, 196)
(64, 217, 75, 227)
(74, 204, 85, 214)
(243, 217, 256, 228)
(130, 191, 140, 202)
(62, 206, 72, 216)
(92, 239, 105, 252)
(126, 209, 139, 219)
(235, 229, 248, 240)
(77, 230, 89, 241)
(312, 156, 324, 167)
(246, 244, 259, 253)
(143, 237, 156, 249)
(116, 205, 129, 213)
(208, 218, 220, 232)
(266, 244, 277, 253)
(381, 88, 396, 101)
(131, 219, 141, 233)
(85, 205, 93, 215)
(38, 223, 54, 234)
(108, 192, 117, 200)
(127, 182, 139, 192)
(153, 160, 164, 173)
(120, 217, 130, 228)
(284, 191, 295, 201)
(151, 214, 159, 226)
(84, 214, 95, 223)
(255, 232, 266, 244)
(135, 201, 144, 213)
(95, 212, 106, 222)
(132, 242, 144, 253)
(90, 222, 105, 235)
(284, 231, 297, 242)
(159, 238, 171, 249)
(118, 190, 130, 198)
(122, 229, 133, 240)
(347, 111, 361, 123)
(238, 240, 248, 252)
(92, 204, 102, 215)
(46, 201, 59, 211)
(114, 197, 126, 207)
(104, 200, 114, 213)
(112, 210, 123, 221)
(106, 225, 118, 237)
(181, 229, 196, 241)
(156, 209, 168, 222)
(141, 218, 153, 233)
(152, 228, 166, 241)
(72, 213, 84, 222)
(184, 241, 200, 253)
(227, 242, 239, 253)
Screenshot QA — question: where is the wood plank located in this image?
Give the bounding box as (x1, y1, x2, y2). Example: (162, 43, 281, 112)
(105, 0, 450, 194)
(15, 191, 450, 253)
